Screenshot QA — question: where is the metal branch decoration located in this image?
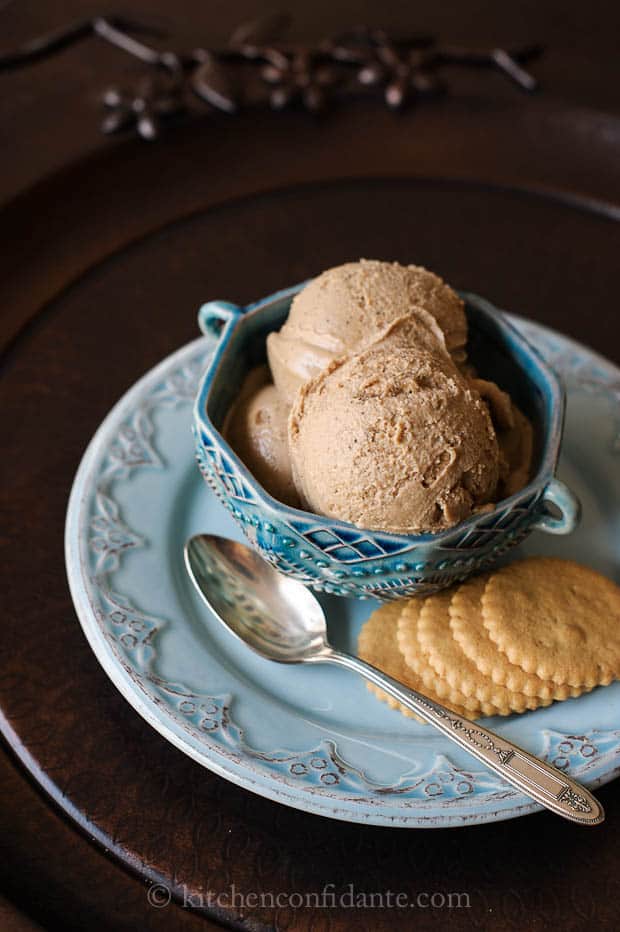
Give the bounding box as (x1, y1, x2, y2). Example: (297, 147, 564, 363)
(0, 12, 543, 140)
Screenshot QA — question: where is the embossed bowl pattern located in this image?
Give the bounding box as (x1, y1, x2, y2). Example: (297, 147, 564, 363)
(192, 284, 580, 600)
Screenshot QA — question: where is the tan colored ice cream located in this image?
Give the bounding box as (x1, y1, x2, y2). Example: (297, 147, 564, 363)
(288, 340, 500, 534)
(267, 259, 467, 405)
(497, 404, 534, 497)
(362, 309, 450, 359)
(224, 366, 299, 507)
(471, 378, 533, 497)
(223, 260, 530, 531)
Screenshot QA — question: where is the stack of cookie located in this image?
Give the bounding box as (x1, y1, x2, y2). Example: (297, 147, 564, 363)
(358, 558, 620, 720)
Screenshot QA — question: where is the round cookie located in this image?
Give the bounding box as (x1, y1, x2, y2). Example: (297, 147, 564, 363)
(357, 602, 472, 721)
(412, 592, 550, 713)
(450, 576, 586, 700)
(396, 597, 545, 716)
(482, 558, 620, 687)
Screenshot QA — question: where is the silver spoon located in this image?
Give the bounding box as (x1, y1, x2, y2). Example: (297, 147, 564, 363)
(185, 534, 604, 825)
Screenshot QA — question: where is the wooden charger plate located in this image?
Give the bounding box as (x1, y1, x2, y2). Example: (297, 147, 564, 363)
(2, 99, 620, 928)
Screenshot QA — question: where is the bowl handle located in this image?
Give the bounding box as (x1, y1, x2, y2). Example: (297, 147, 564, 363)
(531, 478, 581, 535)
(198, 300, 243, 340)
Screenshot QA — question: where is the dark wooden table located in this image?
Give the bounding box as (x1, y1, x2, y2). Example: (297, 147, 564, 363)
(2, 2, 620, 930)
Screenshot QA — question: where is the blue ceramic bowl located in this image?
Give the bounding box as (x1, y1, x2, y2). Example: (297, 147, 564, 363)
(192, 284, 580, 600)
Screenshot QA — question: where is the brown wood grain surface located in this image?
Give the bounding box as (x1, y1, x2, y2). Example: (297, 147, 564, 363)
(1, 2, 620, 930)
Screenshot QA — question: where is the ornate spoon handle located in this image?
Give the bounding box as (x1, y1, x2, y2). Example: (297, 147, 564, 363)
(327, 650, 604, 825)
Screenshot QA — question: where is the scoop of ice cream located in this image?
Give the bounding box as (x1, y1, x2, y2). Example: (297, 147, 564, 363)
(497, 404, 534, 497)
(363, 310, 450, 360)
(470, 378, 514, 431)
(224, 367, 299, 507)
(289, 344, 500, 533)
(471, 378, 533, 497)
(267, 259, 467, 405)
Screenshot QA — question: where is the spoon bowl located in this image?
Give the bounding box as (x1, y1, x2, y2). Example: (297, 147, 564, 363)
(185, 534, 329, 663)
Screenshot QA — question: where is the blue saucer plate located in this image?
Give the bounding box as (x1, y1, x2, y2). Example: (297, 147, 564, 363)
(65, 316, 620, 827)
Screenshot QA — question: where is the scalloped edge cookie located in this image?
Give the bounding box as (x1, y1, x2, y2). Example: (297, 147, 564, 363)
(481, 558, 620, 687)
(450, 575, 585, 700)
(396, 596, 549, 716)
(357, 601, 472, 721)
